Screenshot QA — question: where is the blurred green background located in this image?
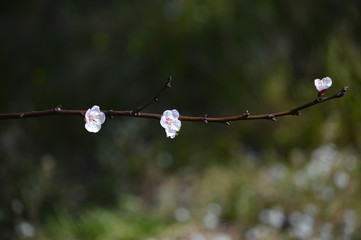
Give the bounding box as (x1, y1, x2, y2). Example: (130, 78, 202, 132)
(1, 1, 360, 239)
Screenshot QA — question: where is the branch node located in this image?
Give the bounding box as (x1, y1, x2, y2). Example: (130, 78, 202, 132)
(55, 105, 62, 111)
(109, 110, 114, 119)
(268, 115, 276, 121)
(338, 86, 348, 97)
(243, 110, 250, 118)
(166, 76, 172, 88)
(202, 114, 208, 124)
(131, 107, 141, 116)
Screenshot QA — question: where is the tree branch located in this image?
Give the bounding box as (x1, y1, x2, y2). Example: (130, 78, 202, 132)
(131, 76, 172, 115)
(179, 86, 348, 124)
(0, 85, 348, 124)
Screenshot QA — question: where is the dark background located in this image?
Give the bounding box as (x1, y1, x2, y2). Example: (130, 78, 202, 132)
(1, 1, 360, 239)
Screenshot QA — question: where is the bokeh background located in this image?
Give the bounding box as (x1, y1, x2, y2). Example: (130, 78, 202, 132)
(1, 1, 361, 239)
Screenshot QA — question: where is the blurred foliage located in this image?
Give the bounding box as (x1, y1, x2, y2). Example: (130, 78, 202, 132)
(0, 0, 361, 239)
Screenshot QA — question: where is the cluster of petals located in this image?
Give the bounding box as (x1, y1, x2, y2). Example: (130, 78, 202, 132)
(314, 77, 332, 95)
(160, 109, 181, 139)
(84, 105, 106, 133)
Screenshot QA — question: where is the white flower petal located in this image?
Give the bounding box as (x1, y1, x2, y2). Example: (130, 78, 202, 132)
(84, 105, 106, 133)
(97, 112, 106, 124)
(85, 122, 102, 133)
(163, 110, 173, 118)
(314, 78, 320, 88)
(172, 119, 181, 131)
(85, 108, 91, 122)
(166, 129, 177, 138)
(322, 77, 332, 88)
(160, 116, 168, 128)
(171, 109, 179, 118)
(314, 77, 332, 94)
(91, 105, 101, 112)
(160, 109, 181, 139)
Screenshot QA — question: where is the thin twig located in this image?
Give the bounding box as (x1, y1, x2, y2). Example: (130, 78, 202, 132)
(0, 86, 348, 123)
(178, 86, 348, 124)
(131, 76, 172, 115)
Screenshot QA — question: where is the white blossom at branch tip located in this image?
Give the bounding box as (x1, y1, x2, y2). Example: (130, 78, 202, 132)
(160, 109, 181, 139)
(84, 105, 105, 133)
(314, 77, 332, 95)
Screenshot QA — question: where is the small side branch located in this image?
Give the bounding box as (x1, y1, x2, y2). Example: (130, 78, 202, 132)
(131, 76, 172, 115)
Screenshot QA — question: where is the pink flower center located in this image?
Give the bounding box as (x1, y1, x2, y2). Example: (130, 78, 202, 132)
(85, 113, 95, 122)
(318, 89, 327, 95)
(165, 117, 173, 125)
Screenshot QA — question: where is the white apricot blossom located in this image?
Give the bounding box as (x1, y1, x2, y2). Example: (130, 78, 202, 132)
(314, 77, 332, 95)
(160, 109, 181, 139)
(84, 105, 105, 133)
